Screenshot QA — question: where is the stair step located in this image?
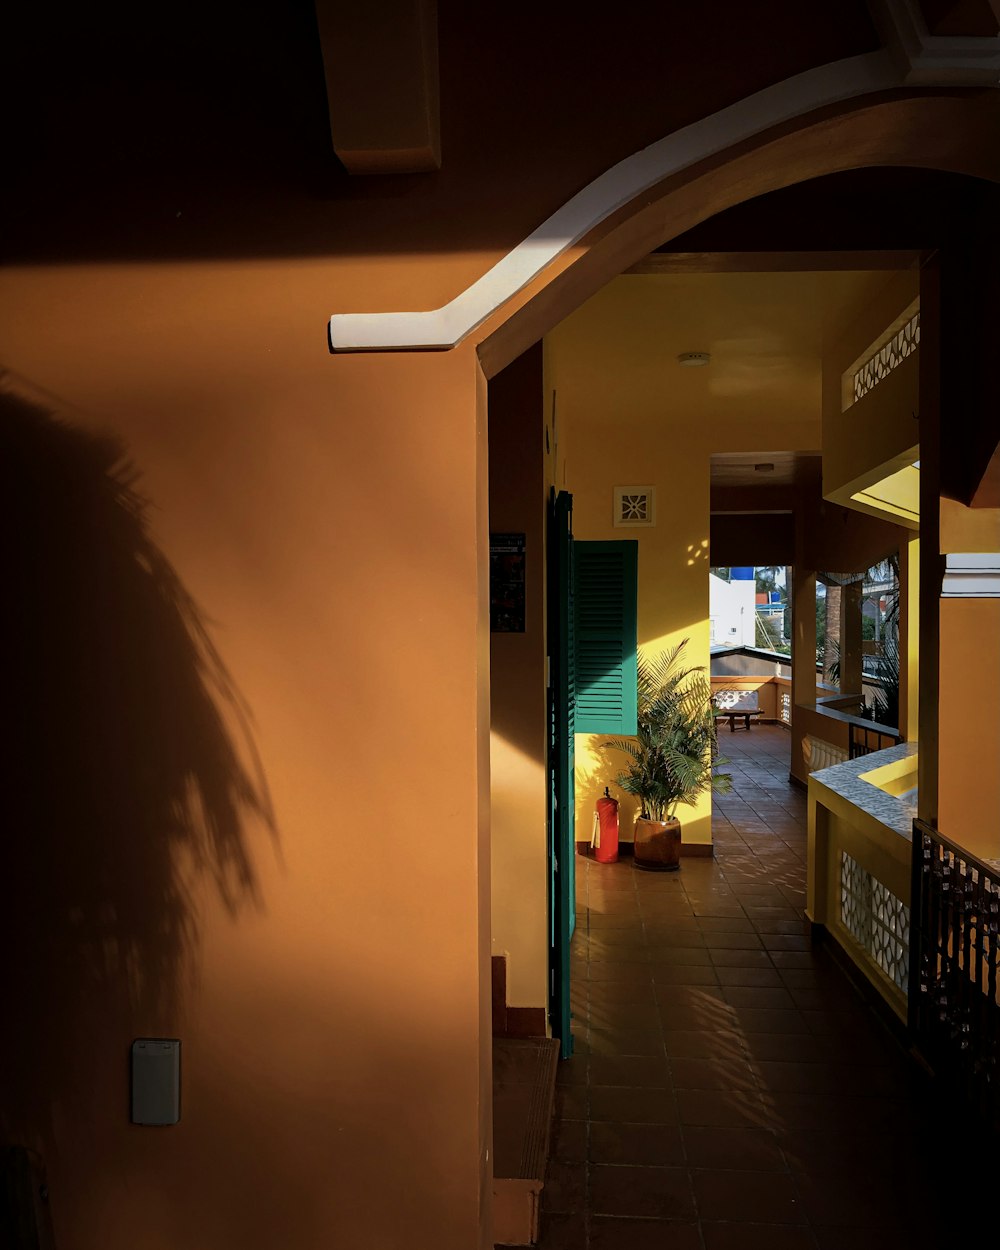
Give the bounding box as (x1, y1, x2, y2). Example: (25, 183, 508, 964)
(492, 1037, 559, 1247)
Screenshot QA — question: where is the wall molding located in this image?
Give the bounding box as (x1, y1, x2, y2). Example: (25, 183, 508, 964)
(329, 51, 901, 353)
(328, 21, 999, 355)
(870, 0, 1000, 84)
(941, 552, 1000, 597)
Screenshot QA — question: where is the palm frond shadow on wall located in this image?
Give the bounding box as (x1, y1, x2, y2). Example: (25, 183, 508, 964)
(0, 384, 276, 1146)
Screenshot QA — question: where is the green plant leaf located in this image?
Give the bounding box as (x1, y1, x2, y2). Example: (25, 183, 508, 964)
(601, 639, 731, 820)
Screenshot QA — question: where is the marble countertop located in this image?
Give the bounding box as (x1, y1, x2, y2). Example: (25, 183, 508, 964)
(809, 742, 919, 838)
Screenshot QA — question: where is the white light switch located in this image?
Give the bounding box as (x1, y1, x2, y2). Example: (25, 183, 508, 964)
(131, 1038, 181, 1125)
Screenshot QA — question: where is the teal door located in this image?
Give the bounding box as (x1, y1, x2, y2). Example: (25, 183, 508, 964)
(547, 489, 575, 1058)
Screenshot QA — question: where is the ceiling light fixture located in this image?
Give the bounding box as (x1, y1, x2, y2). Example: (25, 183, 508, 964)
(676, 351, 710, 367)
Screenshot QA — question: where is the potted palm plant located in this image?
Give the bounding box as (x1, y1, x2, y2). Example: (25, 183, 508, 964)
(603, 640, 731, 870)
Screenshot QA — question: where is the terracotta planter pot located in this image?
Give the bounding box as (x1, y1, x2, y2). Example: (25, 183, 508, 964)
(633, 816, 681, 871)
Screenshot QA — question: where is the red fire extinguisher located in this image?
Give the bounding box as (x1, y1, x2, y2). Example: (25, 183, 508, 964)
(593, 787, 619, 864)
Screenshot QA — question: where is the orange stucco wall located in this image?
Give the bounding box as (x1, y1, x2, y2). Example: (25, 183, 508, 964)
(488, 347, 549, 1011)
(1, 262, 491, 1250)
(938, 598, 1000, 861)
(937, 497, 1000, 861)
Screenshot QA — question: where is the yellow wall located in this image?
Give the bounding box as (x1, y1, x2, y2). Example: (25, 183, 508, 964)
(566, 415, 714, 846)
(822, 276, 920, 513)
(851, 462, 919, 529)
(545, 278, 828, 848)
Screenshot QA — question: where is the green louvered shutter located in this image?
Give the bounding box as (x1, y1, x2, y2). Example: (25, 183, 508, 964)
(573, 541, 638, 735)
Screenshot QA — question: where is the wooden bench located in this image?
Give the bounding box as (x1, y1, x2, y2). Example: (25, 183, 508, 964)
(712, 688, 764, 732)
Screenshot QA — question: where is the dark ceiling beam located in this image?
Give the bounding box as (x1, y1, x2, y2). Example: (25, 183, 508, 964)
(711, 485, 803, 513)
(314, 0, 441, 174)
(711, 514, 795, 566)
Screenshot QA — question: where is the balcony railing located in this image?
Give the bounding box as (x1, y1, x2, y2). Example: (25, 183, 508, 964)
(911, 820, 1000, 1128)
(705, 670, 795, 730)
(807, 743, 917, 1021)
(776, 679, 791, 726)
(849, 722, 901, 759)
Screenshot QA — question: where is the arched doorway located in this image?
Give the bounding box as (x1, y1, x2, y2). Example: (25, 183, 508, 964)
(483, 99, 1000, 1026)
(484, 113, 999, 1239)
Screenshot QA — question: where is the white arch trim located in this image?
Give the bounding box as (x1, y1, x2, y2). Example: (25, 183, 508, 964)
(326, 47, 929, 353)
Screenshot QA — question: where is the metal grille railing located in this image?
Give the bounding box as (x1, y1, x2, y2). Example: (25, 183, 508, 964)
(911, 819, 1000, 1127)
(849, 722, 900, 759)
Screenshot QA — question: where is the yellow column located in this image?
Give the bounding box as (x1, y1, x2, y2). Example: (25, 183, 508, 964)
(898, 536, 919, 742)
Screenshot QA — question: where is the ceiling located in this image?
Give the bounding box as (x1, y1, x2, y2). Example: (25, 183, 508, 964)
(710, 450, 821, 488)
(548, 266, 913, 433)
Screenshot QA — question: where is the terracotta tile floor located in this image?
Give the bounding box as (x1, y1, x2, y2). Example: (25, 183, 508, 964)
(537, 725, 989, 1250)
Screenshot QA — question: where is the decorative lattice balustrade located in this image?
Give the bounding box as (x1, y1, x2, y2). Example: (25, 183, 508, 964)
(807, 742, 915, 1021)
(852, 311, 920, 404)
(713, 689, 756, 711)
(779, 689, 791, 725)
(840, 851, 910, 992)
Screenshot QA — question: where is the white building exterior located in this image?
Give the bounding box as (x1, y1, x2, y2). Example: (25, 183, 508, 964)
(709, 572, 758, 647)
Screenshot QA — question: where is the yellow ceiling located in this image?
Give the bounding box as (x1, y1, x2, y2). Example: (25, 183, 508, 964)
(546, 268, 901, 432)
